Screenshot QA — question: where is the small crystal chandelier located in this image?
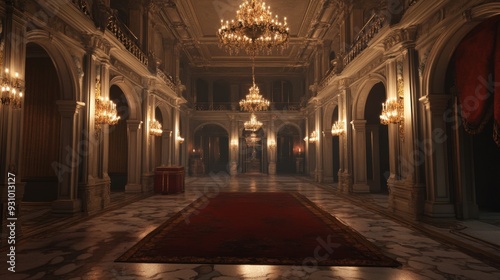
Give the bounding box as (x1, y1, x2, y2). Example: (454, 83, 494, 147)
(245, 132, 261, 144)
(95, 77, 120, 130)
(307, 131, 319, 143)
(380, 97, 403, 125)
(239, 61, 270, 112)
(1, 68, 23, 109)
(244, 113, 263, 131)
(331, 121, 345, 136)
(380, 96, 404, 141)
(217, 0, 289, 55)
(149, 119, 162, 136)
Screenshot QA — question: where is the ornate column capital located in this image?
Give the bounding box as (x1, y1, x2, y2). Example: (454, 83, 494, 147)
(419, 94, 450, 114)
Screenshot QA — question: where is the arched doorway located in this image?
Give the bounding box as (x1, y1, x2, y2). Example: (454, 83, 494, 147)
(108, 85, 129, 192)
(365, 82, 389, 193)
(447, 15, 500, 216)
(241, 127, 266, 174)
(193, 124, 229, 174)
(277, 124, 301, 174)
(21, 43, 61, 202)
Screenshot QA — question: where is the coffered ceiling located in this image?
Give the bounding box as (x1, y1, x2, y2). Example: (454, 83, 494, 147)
(155, 0, 345, 76)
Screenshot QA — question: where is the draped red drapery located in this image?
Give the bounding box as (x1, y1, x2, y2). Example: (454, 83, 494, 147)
(454, 16, 500, 146)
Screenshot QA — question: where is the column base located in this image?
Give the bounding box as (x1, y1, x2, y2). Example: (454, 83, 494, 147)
(338, 172, 352, 193)
(268, 162, 276, 175)
(424, 201, 456, 218)
(52, 199, 81, 214)
(79, 180, 110, 214)
(230, 162, 238, 176)
(352, 183, 370, 193)
(125, 184, 142, 193)
(388, 180, 425, 220)
(315, 169, 323, 183)
(142, 173, 155, 192)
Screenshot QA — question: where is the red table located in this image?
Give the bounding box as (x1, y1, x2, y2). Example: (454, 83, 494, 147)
(154, 166, 185, 194)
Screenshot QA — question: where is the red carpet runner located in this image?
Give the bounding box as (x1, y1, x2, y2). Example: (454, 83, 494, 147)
(116, 192, 400, 266)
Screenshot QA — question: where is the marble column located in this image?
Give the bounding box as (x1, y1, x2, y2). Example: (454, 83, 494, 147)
(351, 120, 370, 192)
(125, 120, 142, 193)
(419, 94, 455, 217)
(230, 115, 238, 175)
(53, 101, 85, 214)
(0, 1, 27, 240)
(268, 116, 276, 175)
(315, 105, 323, 183)
(367, 124, 381, 192)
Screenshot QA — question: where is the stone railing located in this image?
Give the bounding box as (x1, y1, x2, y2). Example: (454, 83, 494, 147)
(157, 69, 175, 91)
(106, 15, 148, 66)
(343, 14, 386, 67)
(71, 0, 91, 18)
(194, 102, 302, 111)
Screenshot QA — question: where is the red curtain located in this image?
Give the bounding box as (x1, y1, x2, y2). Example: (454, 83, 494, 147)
(455, 16, 500, 146)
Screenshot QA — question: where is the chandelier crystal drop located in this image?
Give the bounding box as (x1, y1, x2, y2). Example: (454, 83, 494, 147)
(217, 0, 289, 55)
(244, 113, 263, 131)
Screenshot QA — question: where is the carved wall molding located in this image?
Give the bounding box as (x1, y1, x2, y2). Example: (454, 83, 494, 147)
(83, 34, 112, 56)
(110, 57, 142, 86)
(383, 27, 418, 52)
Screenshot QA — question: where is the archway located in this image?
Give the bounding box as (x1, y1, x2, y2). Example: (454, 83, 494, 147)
(108, 85, 129, 192)
(446, 15, 500, 216)
(364, 82, 389, 193)
(276, 124, 301, 174)
(351, 76, 388, 193)
(193, 124, 229, 174)
(21, 43, 61, 202)
(241, 127, 266, 174)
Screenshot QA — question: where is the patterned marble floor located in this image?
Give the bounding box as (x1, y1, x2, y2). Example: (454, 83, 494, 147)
(1, 173, 500, 280)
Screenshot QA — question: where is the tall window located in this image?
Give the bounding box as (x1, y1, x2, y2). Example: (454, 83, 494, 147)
(272, 80, 293, 110)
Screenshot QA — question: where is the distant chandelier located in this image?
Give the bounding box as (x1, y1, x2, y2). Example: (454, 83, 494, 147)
(244, 113, 263, 131)
(1, 68, 23, 110)
(149, 119, 162, 136)
(95, 77, 120, 129)
(217, 0, 289, 55)
(331, 121, 345, 136)
(245, 132, 261, 144)
(239, 62, 270, 112)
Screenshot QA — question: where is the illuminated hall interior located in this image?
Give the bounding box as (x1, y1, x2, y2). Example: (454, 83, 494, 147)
(0, 0, 499, 279)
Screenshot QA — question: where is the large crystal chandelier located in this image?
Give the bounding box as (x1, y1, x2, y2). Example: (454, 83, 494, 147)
(95, 78, 120, 130)
(244, 113, 263, 131)
(217, 0, 289, 55)
(239, 61, 270, 112)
